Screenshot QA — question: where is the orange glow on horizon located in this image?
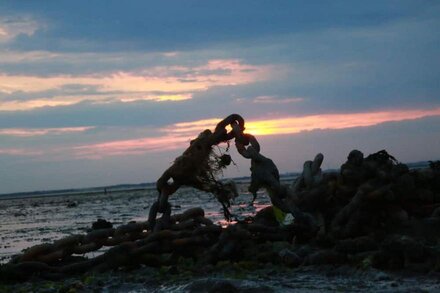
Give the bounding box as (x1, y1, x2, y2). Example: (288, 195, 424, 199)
(244, 108, 440, 136)
(165, 108, 440, 138)
(4, 108, 440, 159)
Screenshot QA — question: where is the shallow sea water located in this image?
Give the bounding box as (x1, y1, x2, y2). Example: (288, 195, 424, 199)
(0, 185, 270, 263)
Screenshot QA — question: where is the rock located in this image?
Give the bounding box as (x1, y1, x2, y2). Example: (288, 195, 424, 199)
(295, 245, 314, 258)
(371, 250, 402, 270)
(278, 248, 302, 267)
(185, 278, 274, 293)
(59, 280, 84, 293)
(435, 193, 440, 203)
(186, 279, 239, 293)
(431, 207, 440, 218)
(253, 206, 279, 227)
(91, 219, 113, 230)
(335, 236, 378, 254)
(373, 271, 391, 281)
(255, 251, 278, 264)
(387, 206, 409, 223)
(66, 201, 78, 208)
(348, 150, 364, 166)
(418, 189, 434, 204)
(305, 250, 346, 265)
(381, 235, 429, 265)
(393, 173, 416, 200)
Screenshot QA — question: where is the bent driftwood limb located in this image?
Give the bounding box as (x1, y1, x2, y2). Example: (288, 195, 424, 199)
(150, 114, 247, 229)
(231, 119, 316, 226)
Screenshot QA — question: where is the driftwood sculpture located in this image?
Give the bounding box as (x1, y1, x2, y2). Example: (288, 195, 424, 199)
(149, 114, 310, 230)
(3, 141, 440, 282)
(3, 114, 440, 284)
(149, 114, 246, 230)
(231, 122, 312, 224)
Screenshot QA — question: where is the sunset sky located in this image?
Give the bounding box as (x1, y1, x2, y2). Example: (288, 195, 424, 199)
(0, 1, 439, 194)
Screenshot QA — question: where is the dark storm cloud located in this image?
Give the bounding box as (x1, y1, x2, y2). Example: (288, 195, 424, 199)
(1, 0, 436, 52)
(1, 1, 438, 114)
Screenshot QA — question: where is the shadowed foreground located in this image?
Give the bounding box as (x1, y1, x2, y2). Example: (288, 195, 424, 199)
(1, 150, 440, 292)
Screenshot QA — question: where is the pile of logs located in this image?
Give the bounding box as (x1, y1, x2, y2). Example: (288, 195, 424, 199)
(1, 208, 217, 280)
(1, 150, 440, 282)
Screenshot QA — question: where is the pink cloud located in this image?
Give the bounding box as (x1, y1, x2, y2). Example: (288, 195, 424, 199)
(72, 135, 192, 159)
(0, 59, 273, 111)
(5, 108, 439, 160)
(72, 107, 440, 159)
(252, 96, 304, 104)
(0, 148, 43, 156)
(0, 126, 94, 137)
(0, 16, 40, 42)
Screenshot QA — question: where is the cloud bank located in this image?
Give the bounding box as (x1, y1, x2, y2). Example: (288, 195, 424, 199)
(0, 1, 439, 193)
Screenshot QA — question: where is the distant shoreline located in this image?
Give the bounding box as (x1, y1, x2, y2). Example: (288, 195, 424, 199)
(0, 187, 150, 201)
(0, 175, 299, 201)
(0, 159, 431, 200)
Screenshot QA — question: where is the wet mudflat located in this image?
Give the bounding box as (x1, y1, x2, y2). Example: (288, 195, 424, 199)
(0, 185, 268, 264)
(1, 186, 439, 292)
(1, 263, 439, 292)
